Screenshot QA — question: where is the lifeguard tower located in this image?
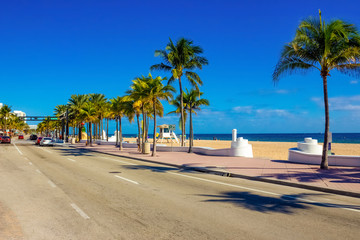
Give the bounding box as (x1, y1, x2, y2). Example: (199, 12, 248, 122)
(157, 124, 179, 143)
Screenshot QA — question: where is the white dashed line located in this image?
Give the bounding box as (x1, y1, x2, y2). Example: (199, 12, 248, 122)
(13, 143, 23, 155)
(29, 162, 33, 165)
(39, 148, 52, 153)
(48, 180, 56, 188)
(71, 203, 90, 219)
(101, 156, 137, 165)
(67, 158, 76, 162)
(36, 169, 42, 174)
(168, 172, 360, 213)
(114, 175, 139, 185)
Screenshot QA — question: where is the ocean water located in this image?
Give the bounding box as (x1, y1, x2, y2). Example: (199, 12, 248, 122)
(119, 133, 360, 143)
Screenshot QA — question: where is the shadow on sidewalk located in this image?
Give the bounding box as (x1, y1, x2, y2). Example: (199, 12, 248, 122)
(199, 192, 360, 214)
(262, 168, 360, 184)
(52, 147, 94, 157)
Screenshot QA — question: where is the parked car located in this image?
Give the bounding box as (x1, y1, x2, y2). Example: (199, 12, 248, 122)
(40, 137, 53, 146)
(18, 135, 24, 139)
(30, 134, 38, 140)
(36, 137, 43, 145)
(1, 136, 11, 144)
(0, 136, 3, 142)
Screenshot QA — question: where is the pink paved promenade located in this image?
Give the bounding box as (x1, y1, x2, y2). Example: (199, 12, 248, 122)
(70, 143, 360, 196)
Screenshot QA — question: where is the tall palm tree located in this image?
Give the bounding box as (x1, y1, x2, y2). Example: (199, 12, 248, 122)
(0, 104, 12, 135)
(273, 10, 360, 169)
(80, 102, 97, 146)
(168, 95, 188, 134)
(89, 93, 107, 140)
(110, 96, 127, 150)
(150, 38, 208, 147)
(68, 94, 89, 141)
(140, 73, 175, 156)
(182, 89, 209, 153)
(126, 75, 152, 152)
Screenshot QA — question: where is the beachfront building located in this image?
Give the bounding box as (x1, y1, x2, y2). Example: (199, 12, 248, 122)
(13, 110, 26, 122)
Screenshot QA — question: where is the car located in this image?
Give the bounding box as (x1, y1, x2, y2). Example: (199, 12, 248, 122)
(30, 134, 38, 140)
(36, 137, 43, 145)
(40, 137, 53, 146)
(1, 136, 11, 144)
(18, 135, 24, 139)
(0, 136, 3, 142)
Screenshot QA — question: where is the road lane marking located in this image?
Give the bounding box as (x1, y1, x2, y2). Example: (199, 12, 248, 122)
(29, 162, 33, 165)
(70, 203, 90, 219)
(36, 169, 42, 174)
(24, 157, 29, 160)
(13, 143, 23, 155)
(39, 147, 52, 153)
(169, 172, 279, 196)
(67, 158, 76, 162)
(48, 180, 56, 188)
(168, 172, 360, 213)
(101, 156, 137, 165)
(114, 175, 139, 185)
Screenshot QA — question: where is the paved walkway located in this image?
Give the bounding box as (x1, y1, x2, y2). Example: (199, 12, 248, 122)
(69, 143, 360, 197)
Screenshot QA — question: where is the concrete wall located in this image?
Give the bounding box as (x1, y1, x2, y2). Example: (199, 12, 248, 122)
(288, 148, 360, 167)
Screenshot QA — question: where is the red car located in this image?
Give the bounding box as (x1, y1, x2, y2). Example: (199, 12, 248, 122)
(18, 135, 24, 139)
(36, 137, 43, 145)
(1, 136, 11, 144)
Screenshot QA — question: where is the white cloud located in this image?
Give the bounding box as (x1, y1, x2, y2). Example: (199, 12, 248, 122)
(275, 89, 289, 94)
(232, 106, 253, 113)
(232, 105, 292, 117)
(312, 95, 360, 111)
(350, 80, 358, 84)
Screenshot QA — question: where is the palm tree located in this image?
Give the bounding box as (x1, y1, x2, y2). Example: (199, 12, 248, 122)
(150, 38, 208, 147)
(140, 73, 175, 156)
(68, 94, 89, 141)
(0, 104, 12, 136)
(89, 93, 107, 140)
(126, 75, 153, 152)
(80, 102, 97, 146)
(183, 89, 209, 153)
(273, 10, 360, 169)
(168, 95, 188, 135)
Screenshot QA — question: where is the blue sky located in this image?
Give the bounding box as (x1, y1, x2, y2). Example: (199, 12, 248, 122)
(1, 0, 360, 133)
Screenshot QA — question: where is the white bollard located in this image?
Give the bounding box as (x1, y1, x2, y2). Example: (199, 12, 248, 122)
(232, 129, 237, 142)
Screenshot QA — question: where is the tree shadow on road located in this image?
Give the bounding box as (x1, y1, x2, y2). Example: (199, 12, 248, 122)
(199, 191, 360, 214)
(52, 147, 95, 157)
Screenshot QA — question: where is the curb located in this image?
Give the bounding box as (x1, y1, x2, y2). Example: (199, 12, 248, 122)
(68, 145, 360, 199)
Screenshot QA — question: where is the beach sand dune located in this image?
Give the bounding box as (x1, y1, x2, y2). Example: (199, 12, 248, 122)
(124, 138, 360, 160)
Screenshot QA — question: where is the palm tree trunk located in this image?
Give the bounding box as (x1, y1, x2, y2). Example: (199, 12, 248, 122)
(141, 107, 145, 153)
(89, 122, 93, 146)
(321, 74, 329, 170)
(152, 102, 157, 157)
(106, 118, 109, 142)
(101, 117, 103, 140)
(188, 106, 193, 153)
(78, 123, 81, 141)
(137, 114, 141, 152)
(115, 117, 119, 147)
(119, 116, 122, 150)
(179, 77, 185, 146)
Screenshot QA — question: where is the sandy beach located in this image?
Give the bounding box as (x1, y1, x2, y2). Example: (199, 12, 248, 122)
(124, 137, 360, 160)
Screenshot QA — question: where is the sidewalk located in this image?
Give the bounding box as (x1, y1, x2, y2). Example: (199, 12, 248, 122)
(68, 143, 360, 197)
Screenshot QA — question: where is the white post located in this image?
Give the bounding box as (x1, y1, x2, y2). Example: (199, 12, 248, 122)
(232, 129, 237, 142)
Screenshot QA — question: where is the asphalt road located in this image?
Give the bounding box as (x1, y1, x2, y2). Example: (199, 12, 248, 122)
(1, 140, 360, 240)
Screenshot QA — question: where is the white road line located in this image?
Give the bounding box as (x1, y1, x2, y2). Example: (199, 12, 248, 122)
(24, 157, 29, 160)
(70, 203, 90, 219)
(12, 143, 23, 155)
(39, 147, 52, 153)
(67, 158, 76, 162)
(114, 175, 139, 185)
(48, 180, 56, 188)
(29, 162, 33, 165)
(168, 172, 360, 213)
(169, 172, 279, 196)
(102, 157, 137, 165)
(36, 169, 42, 174)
